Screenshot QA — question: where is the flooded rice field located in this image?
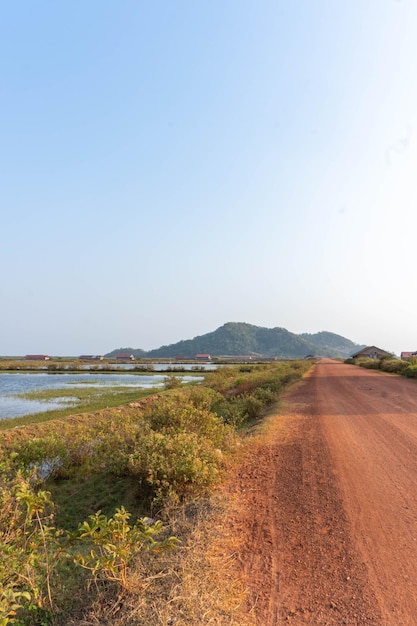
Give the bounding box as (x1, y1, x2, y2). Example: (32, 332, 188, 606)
(0, 371, 201, 419)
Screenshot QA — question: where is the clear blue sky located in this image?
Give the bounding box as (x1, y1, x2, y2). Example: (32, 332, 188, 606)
(2, 1, 417, 356)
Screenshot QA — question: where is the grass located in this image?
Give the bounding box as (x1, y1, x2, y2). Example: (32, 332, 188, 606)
(48, 472, 147, 531)
(13, 385, 155, 400)
(0, 386, 159, 429)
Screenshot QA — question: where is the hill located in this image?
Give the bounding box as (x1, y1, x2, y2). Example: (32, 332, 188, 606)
(299, 331, 362, 357)
(105, 322, 365, 359)
(105, 347, 147, 358)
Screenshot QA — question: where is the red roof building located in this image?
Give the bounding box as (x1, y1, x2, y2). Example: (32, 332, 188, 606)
(401, 351, 417, 360)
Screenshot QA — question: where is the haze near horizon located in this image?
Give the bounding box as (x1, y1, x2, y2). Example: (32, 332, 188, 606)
(1, 1, 417, 357)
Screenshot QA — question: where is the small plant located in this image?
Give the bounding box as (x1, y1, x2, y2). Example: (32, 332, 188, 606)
(164, 375, 183, 389)
(71, 507, 178, 590)
(0, 473, 66, 624)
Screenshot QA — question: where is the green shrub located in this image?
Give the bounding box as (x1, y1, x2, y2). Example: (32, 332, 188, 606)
(243, 395, 264, 420)
(142, 394, 231, 447)
(253, 387, 276, 405)
(380, 359, 409, 374)
(181, 386, 224, 411)
(127, 431, 224, 506)
(211, 397, 247, 428)
(11, 435, 67, 467)
(404, 364, 417, 378)
(11, 436, 70, 481)
(356, 358, 381, 370)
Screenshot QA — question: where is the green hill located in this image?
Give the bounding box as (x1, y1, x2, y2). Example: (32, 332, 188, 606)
(105, 322, 365, 359)
(299, 331, 362, 356)
(105, 347, 147, 358)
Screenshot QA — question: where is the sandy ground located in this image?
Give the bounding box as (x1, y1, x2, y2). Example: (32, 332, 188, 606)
(232, 359, 417, 625)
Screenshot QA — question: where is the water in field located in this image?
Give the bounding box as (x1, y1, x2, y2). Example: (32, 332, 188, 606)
(0, 372, 199, 419)
(97, 362, 218, 371)
(19, 362, 217, 372)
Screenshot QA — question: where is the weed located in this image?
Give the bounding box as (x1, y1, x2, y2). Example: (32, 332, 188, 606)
(71, 507, 177, 591)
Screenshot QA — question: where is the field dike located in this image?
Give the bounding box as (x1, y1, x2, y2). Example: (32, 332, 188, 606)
(0, 360, 313, 625)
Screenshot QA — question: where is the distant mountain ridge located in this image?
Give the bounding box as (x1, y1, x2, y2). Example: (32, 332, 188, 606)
(106, 322, 365, 359)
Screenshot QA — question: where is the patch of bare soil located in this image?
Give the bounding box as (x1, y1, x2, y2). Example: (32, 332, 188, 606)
(228, 360, 417, 625)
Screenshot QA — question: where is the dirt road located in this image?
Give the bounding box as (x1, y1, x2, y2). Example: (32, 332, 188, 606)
(234, 359, 417, 625)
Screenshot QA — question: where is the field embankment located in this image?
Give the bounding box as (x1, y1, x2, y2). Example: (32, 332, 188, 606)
(0, 360, 312, 625)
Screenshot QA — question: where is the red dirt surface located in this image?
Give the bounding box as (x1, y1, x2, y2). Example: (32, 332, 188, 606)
(232, 359, 417, 625)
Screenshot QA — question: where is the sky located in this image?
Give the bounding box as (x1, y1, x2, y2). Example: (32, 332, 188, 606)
(1, 1, 417, 357)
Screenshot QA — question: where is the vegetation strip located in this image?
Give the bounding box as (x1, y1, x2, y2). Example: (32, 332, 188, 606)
(0, 360, 312, 625)
(345, 354, 417, 377)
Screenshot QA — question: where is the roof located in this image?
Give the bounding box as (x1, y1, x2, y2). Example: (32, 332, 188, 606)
(351, 346, 391, 358)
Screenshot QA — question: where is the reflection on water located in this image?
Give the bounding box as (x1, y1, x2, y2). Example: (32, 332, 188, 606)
(0, 372, 201, 419)
(0, 396, 78, 420)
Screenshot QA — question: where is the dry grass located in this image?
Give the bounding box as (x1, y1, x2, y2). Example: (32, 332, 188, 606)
(65, 465, 256, 626)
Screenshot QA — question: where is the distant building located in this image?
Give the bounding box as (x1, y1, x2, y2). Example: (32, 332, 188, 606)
(351, 346, 391, 360)
(220, 355, 254, 360)
(25, 355, 50, 361)
(195, 354, 211, 360)
(116, 354, 135, 361)
(79, 355, 104, 361)
(401, 351, 417, 360)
